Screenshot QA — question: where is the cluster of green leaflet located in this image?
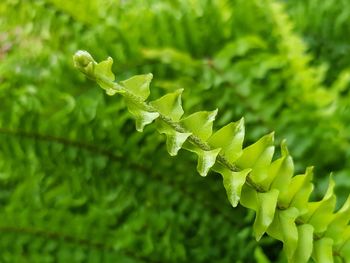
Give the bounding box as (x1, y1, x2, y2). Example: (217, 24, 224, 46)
(74, 51, 350, 263)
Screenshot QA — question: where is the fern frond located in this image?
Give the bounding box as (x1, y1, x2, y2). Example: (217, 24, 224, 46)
(74, 51, 349, 263)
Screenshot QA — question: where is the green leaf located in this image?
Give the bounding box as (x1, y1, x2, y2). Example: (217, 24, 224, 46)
(208, 118, 245, 163)
(338, 227, 350, 260)
(326, 195, 350, 244)
(240, 184, 258, 210)
(214, 165, 251, 207)
(95, 57, 115, 82)
(267, 141, 294, 192)
(278, 167, 314, 213)
(121, 74, 153, 101)
(267, 207, 299, 262)
(125, 100, 159, 132)
(301, 175, 336, 233)
(156, 121, 191, 156)
(236, 133, 275, 185)
(254, 246, 271, 263)
(291, 224, 314, 263)
(253, 189, 279, 241)
(180, 110, 218, 141)
(94, 57, 118, 92)
(150, 89, 184, 121)
(196, 148, 222, 177)
(312, 238, 334, 263)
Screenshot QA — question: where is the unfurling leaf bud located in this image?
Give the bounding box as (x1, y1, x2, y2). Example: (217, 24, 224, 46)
(73, 50, 96, 79)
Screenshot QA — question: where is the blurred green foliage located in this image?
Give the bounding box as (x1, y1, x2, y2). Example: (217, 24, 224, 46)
(0, 0, 349, 262)
(285, 0, 350, 83)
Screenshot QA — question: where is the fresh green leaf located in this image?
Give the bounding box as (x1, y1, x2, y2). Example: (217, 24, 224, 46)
(326, 195, 350, 244)
(214, 164, 251, 207)
(208, 118, 245, 163)
(150, 89, 184, 121)
(235, 133, 275, 185)
(125, 100, 159, 132)
(156, 121, 191, 156)
(268, 141, 294, 192)
(253, 189, 279, 241)
(278, 167, 314, 213)
(121, 74, 153, 101)
(240, 184, 258, 210)
(267, 207, 299, 262)
(95, 57, 115, 82)
(291, 224, 314, 263)
(196, 148, 222, 177)
(338, 227, 350, 261)
(301, 175, 336, 233)
(180, 110, 218, 141)
(312, 238, 334, 263)
(254, 246, 271, 263)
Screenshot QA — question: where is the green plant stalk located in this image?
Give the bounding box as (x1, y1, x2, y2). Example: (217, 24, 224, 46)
(74, 50, 349, 263)
(74, 51, 265, 192)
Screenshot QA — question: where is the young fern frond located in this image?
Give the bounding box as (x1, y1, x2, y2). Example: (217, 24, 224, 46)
(74, 51, 350, 263)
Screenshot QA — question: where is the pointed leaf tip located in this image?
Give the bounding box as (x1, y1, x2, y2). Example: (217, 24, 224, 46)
(280, 139, 289, 156)
(302, 174, 336, 233)
(208, 119, 245, 163)
(279, 166, 314, 214)
(156, 119, 191, 156)
(218, 167, 251, 207)
(167, 132, 192, 156)
(126, 100, 159, 132)
(266, 146, 293, 194)
(326, 195, 350, 244)
(306, 166, 314, 174)
(209, 108, 218, 122)
(236, 133, 275, 180)
(237, 117, 245, 128)
(197, 148, 221, 177)
(135, 111, 160, 132)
